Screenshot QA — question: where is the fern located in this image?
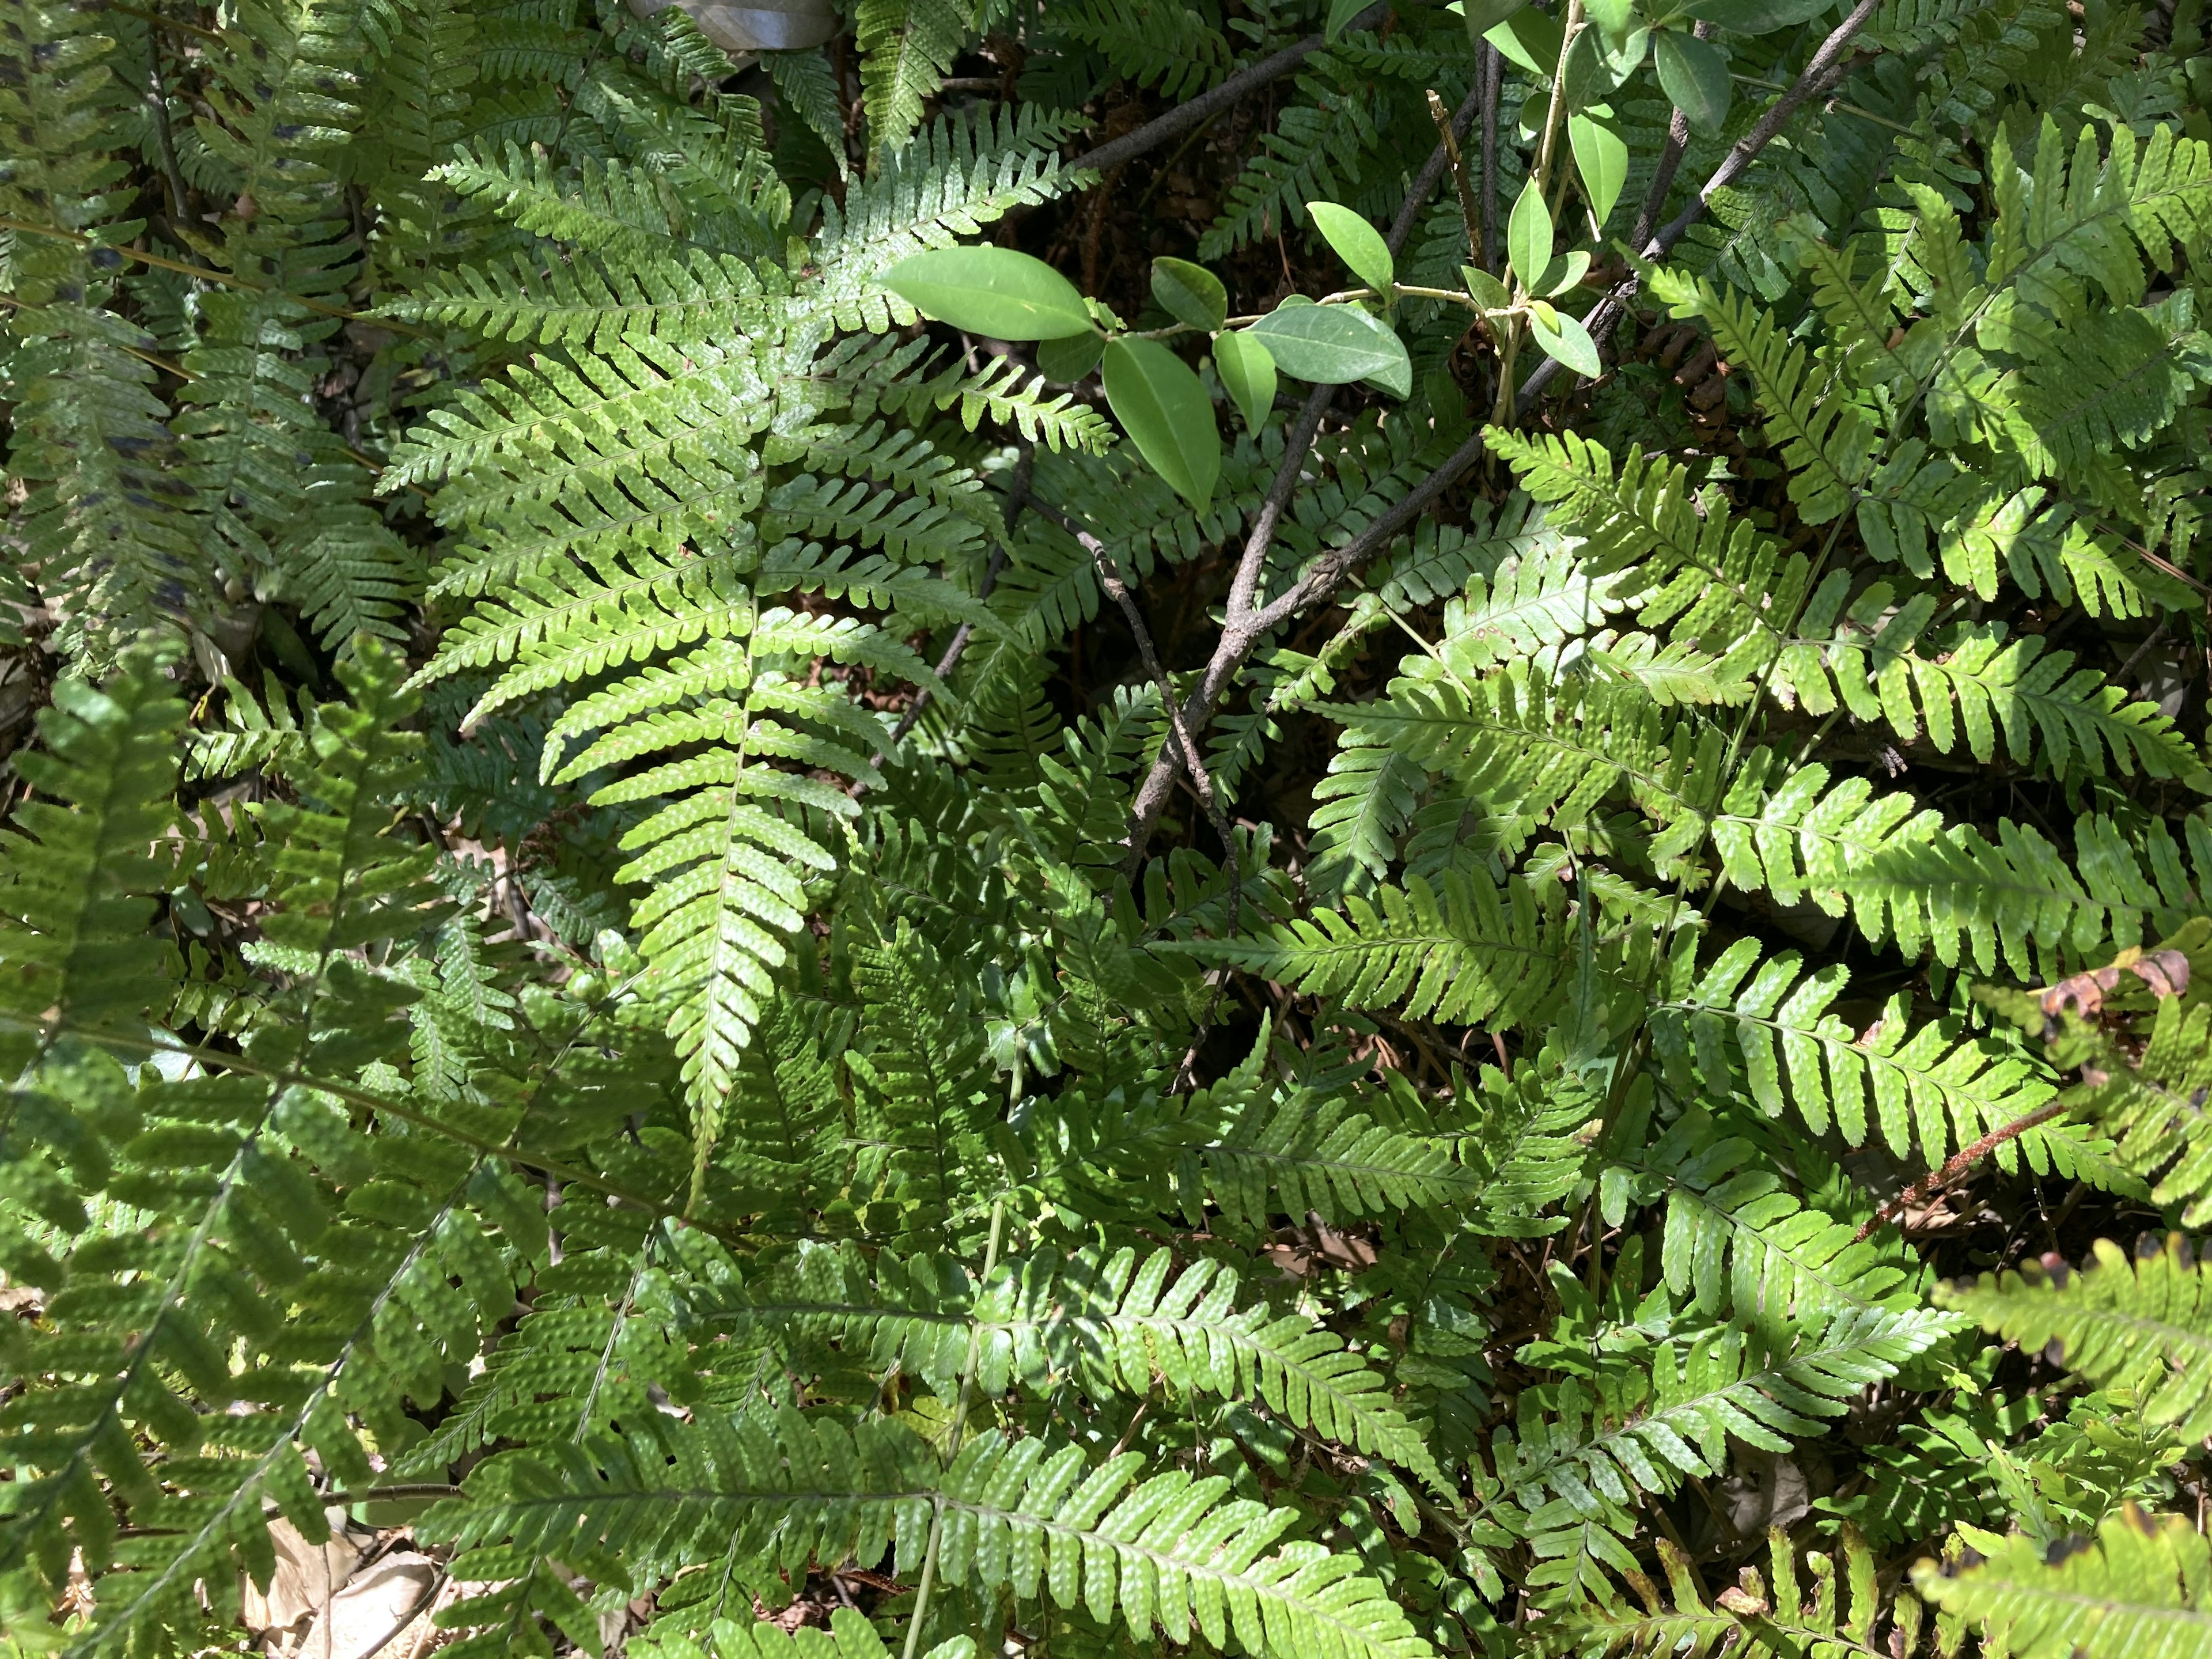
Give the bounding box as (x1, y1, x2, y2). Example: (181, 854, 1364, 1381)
(8, 7, 2212, 1657)
(1937, 1237, 2212, 1445)
(1912, 1506, 2212, 1659)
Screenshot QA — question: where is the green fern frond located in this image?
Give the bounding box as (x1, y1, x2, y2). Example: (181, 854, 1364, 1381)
(856, 0, 971, 160)
(1938, 1236, 2212, 1443)
(1644, 267, 1880, 527)
(1543, 1527, 1893, 1659)
(0, 654, 183, 1067)
(1912, 1505, 2212, 1659)
(1498, 1310, 1962, 1528)
(1196, 869, 1641, 1032)
(429, 1412, 1437, 1659)
(1650, 933, 2074, 1174)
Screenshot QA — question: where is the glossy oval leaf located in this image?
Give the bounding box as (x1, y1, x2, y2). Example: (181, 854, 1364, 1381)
(883, 246, 1094, 340)
(1681, 0, 1836, 32)
(1506, 179, 1553, 293)
(1306, 201, 1395, 296)
(1102, 337, 1220, 507)
(1584, 0, 1635, 39)
(1461, 264, 1512, 313)
(1459, 0, 1527, 42)
(1037, 331, 1106, 382)
(1483, 4, 1560, 74)
(1214, 331, 1278, 435)
(1151, 257, 1228, 333)
(1247, 305, 1411, 396)
(1327, 0, 1378, 40)
(1569, 111, 1629, 229)
(1655, 29, 1733, 135)
(1530, 304, 1602, 379)
(1537, 249, 1592, 298)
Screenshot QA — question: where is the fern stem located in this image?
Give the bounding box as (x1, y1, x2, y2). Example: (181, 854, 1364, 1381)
(1853, 1100, 2073, 1243)
(900, 1195, 1007, 1659)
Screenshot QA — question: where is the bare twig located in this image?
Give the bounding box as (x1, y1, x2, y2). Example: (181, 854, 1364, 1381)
(1427, 89, 1483, 262)
(1028, 496, 1243, 936)
(1628, 108, 1691, 257)
(1124, 425, 1489, 864)
(1074, 4, 1391, 176)
(1852, 1100, 2073, 1243)
(1515, 0, 1883, 414)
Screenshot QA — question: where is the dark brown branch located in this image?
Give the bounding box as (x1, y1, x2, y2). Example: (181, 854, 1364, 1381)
(1851, 1100, 2073, 1243)
(1514, 0, 1882, 414)
(1074, 4, 1391, 176)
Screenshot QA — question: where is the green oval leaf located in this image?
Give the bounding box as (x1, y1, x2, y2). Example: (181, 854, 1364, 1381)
(1506, 179, 1553, 293)
(1102, 338, 1220, 507)
(1569, 112, 1629, 229)
(1531, 305, 1602, 379)
(1214, 331, 1278, 435)
(1655, 29, 1733, 135)
(1461, 264, 1512, 312)
(1483, 3, 1559, 74)
(1560, 25, 1641, 109)
(1246, 305, 1411, 396)
(1151, 257, 1228, 334)
(1037, 332, 1105, 382)
(1681, 0, 1836, 32)
(883, 246, 1094, 340)
(1306, 200, 1394, 296)
(1584, 0, 1635, 38)
(1327, 0, 1379, 41)
(1459, 0, 1528, 42)
(1538, 249, 1592, 298)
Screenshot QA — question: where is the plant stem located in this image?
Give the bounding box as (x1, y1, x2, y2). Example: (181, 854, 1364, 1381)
(1076, 4, 1390, 175)
(1478, 41, 1502, 272)
(900, 1196, 1007, 1659)
(1493, 0, 1582, 425)
(1853, 1102, 2073, 1243)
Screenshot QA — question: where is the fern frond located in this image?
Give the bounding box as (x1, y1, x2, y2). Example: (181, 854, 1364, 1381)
(1543, 1527, 1892, 1659)
(429, 1414, 1438, 1659)
(1650, 934, 2071, 1173)
(1937, 1237, 2212, 1443)
(1912, 1505, 2212, 1659)
(1196, 870, 1638, 1032)
(855, 0, 969, 160)
(1498, 1311, 1962, 1526)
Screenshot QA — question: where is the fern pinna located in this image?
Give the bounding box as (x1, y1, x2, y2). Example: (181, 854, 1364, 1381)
(5, 1, 2212, 1657)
